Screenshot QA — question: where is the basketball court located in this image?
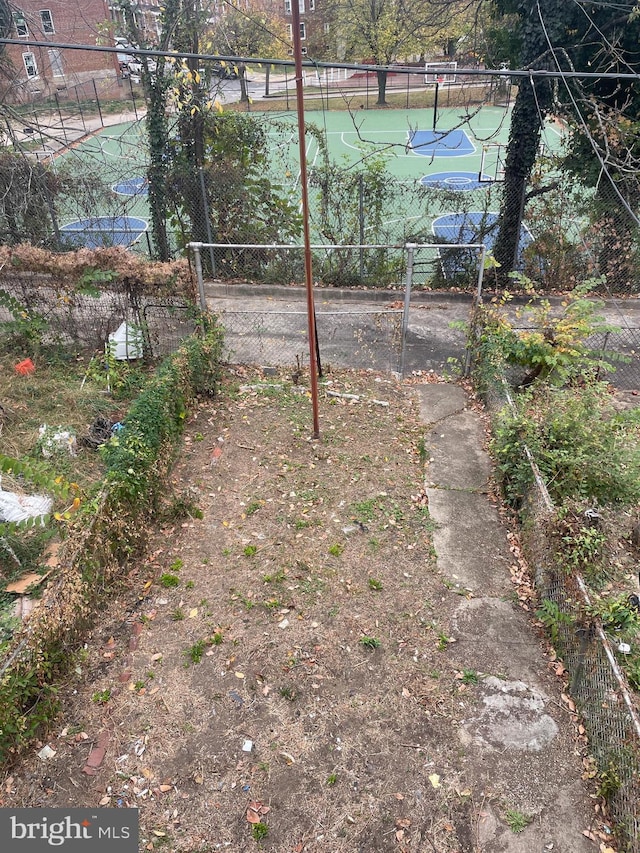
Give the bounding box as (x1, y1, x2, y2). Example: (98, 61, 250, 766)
(56, 104, 565, 252)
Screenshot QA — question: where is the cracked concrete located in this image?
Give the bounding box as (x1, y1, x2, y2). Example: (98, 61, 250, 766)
(414, 382, 594, 853)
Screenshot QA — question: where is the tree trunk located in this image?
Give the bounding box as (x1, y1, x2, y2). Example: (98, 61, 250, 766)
(493, 78, 550, 284)
(146, 86, 171, 261)
(376, 69, 388, 106)
(239, 63, 249, 103)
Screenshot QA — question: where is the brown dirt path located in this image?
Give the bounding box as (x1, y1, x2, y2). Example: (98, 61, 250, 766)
(0, 368, 605, 852)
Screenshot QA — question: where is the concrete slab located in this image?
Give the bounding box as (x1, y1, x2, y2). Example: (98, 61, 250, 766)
(413, 383, 467, 425)
(474, 793, 593, 853)
(460, 676, 558, 753)
(451, 598, 546, 684)
(426, 489, 512, 596)
(426, 410, 492, 491)
(417, 382, 595, 851)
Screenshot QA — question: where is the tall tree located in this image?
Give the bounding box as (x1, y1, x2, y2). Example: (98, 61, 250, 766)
(115, 0, 183, 261)
(556, 3, 640, 291)
(206, 0, 288, 103)
(334, 0, 476, 106)
(491, 0, 640, 287)
(490, 0, 567, 278)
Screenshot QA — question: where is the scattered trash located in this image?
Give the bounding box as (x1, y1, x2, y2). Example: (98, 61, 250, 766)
(108, 322, 144, 361)
(242, 739, 253, 753)
(326, 391, 360, 401)
(37, 745, 56, 760)
(0, 488, 52, 524)
(618, 642, 631, 654)
(83, 415, 114, 450)
(14, 358, 35, 376)
(38, 425, 77, 458)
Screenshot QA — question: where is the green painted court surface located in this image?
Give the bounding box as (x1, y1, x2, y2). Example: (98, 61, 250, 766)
(58, 106, 567, 247)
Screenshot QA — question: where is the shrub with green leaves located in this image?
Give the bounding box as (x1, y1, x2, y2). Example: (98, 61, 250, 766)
(474, 279, 616, 392)
(492, 381, 640, 508)
(0, 324, 224, 764)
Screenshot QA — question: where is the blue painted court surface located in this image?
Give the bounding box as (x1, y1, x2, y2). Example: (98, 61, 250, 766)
(433, 212, 532, 251)
(421, 171, 493, 191)
(433, 212, 533, 276)
(61, 216, 148, 249)
(409, 129, 475, 157)
(112, 177, 148, 196)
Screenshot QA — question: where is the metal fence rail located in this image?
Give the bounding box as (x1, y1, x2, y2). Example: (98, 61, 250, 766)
(480, 383, 640, 852)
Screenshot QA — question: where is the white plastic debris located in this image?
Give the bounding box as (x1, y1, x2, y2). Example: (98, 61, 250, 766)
(108, 321, 144, 360)
(0, 489, 52, 523)
(242, 739, 253, 753)
(38, 425, 77, 458)
(37, 745, 56, 760)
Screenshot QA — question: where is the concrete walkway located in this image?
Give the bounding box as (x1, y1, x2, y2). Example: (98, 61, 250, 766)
(415, 383, 596, 852)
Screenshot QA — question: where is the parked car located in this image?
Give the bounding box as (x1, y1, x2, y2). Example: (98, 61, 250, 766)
(115, 38, 157, 78)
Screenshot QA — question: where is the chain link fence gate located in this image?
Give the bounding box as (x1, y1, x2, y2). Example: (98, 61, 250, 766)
(189, 242, 486, 375)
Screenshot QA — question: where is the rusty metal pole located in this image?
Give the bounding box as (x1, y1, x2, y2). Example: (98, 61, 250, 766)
(291, 0, 320, 438)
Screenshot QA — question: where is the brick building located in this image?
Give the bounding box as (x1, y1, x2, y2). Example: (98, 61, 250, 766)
(3, 0, 120, 98)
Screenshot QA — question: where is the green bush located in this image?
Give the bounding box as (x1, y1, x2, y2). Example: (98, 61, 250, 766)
(492, 382, 640, 508)
(0, 323, 224, 764)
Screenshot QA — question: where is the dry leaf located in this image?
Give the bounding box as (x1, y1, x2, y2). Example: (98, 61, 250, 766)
(235, 671, 245, 679)
(396, 818, 411, 828)
(395, 829, 404, 842)
(152, 830, 166, 837)
(189, 608, 198, 618)
(159, 784, 172, 792)
(428, 773, 441, 788)
(99, 795, 111, 805)
(394, 793, 405, 801)
(582, 830, 598, 842)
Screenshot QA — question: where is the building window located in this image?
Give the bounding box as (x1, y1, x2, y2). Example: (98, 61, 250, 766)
(300, 21, 306, 39)
(287, 23, 292, 39)
(284, 0, 291, 11)
(23, 52, 38, 78)
(14, 11, 28, 37)
(309, 0, 315, 9)
(299, 0, 305, 12)
(48, 48, 63, 76)
(323, 22, 330, 33)
(40, 10, 54, 33)
(285, 0, 305, 13)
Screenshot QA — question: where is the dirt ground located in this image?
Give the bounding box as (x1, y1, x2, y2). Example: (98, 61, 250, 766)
(0, 367, 597, 852)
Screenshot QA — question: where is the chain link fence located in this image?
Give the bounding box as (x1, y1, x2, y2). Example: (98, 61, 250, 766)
(0, 262, 198, 359)
(538, 559, 640, 850)
(217, 308, 403, 372)
(479, 375, 640, 852)
(2, 53, 639, 303)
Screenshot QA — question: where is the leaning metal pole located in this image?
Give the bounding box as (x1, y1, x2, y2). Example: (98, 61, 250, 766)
(291, 0, 320, 439)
